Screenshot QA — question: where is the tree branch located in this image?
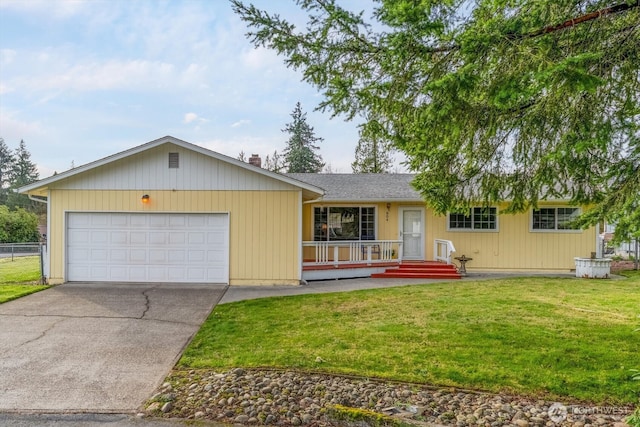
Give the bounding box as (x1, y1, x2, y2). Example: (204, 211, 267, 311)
(527, 1, 639, 38)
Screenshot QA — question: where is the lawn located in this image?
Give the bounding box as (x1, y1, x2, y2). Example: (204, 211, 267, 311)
(0, 256, 48, 303)
(181, 276, 640, 405)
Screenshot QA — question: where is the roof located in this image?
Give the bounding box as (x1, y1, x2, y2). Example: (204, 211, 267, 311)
(19, 136, 325, 199)
(285, 173, 421, 202)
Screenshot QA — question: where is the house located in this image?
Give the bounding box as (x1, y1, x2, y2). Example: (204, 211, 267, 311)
(19, 136, 599, 286)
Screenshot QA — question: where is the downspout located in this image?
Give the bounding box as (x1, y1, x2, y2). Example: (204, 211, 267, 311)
(28, 193, 49, 283)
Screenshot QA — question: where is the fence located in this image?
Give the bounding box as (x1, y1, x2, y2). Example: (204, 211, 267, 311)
(0, 242, 47, 284)
(0, 242, 43, 259)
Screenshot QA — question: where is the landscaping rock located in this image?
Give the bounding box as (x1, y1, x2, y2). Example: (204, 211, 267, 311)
(146, 369, 634, 426)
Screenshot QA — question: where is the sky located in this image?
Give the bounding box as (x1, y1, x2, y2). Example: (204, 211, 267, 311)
(1, 0, 396, 179)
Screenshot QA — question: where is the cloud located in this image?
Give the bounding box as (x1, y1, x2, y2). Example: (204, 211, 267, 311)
(184, 113, 199, 124)
(0, 0, 88, 18)
(231, 119, 251, 128)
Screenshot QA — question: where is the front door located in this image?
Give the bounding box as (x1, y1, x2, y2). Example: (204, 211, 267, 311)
(399, 208, 425, 260)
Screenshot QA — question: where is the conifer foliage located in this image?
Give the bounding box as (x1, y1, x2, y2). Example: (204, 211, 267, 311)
(232, 0, 640, 241)
(282, 102, 325, 173)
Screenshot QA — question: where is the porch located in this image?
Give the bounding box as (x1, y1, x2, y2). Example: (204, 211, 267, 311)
(301, 239, 459, 281)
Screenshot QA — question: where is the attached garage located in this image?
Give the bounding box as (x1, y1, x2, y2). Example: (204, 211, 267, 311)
(67, 212, 229, 284)
(19, 136, 324, 286)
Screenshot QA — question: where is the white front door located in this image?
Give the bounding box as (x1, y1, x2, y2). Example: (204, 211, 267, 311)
(399, 208, 425, 260)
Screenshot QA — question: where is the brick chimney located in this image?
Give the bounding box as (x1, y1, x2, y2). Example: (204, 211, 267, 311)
(249, 154, 262, 168)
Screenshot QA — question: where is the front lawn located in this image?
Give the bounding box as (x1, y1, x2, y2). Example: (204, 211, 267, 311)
(0, 256, 48, 303)
(181, 276, 640, 404)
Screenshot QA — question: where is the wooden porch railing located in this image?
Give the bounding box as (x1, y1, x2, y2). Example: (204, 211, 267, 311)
(303, 240, 403, 267)
(434, 239, 456, 264)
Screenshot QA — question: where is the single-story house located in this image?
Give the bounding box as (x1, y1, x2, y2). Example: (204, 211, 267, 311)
(19, 136, 600, 286)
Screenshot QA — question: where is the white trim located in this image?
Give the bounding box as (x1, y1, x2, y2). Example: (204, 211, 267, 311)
(446, 206, 499, 232)
(529, 206, 583, 233)
(398, 206, 425, 260)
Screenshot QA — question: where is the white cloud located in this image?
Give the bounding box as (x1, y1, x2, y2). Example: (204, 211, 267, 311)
(184, 113, 199, 124)
(231, 119, 251, 128)
(0, 0, 88, 18)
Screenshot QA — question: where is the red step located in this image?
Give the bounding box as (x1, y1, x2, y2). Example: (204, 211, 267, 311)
(371, 262, 461, 279)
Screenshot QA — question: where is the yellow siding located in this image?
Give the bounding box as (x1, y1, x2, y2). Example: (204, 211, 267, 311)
(47, 190, 300, 285)
(302, 202, 596, 271)
(426, 203, 597, 271)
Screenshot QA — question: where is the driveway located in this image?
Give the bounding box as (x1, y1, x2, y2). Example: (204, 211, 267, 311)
(0, 282, 226, 413)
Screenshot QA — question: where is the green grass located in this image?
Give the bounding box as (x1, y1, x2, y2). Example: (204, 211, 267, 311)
(181, 276, 640, 404)
(0, 256, 48, 303)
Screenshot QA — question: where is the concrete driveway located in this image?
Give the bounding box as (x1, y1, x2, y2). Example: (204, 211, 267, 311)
(0, 282, 226, 413)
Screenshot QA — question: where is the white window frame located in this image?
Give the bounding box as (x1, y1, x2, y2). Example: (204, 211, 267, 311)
(530, 206, 582, 233)
(446, 206, 499, 232)
(312, 205, 377, 241)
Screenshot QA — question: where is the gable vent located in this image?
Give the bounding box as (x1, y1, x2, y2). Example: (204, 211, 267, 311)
(168, 152, 179, 168)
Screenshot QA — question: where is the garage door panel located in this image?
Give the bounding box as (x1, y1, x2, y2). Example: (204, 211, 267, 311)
(127, 267, 147, 282)
(68, 248, 89, 262)
(149, 232, 166, 244)
(67, 213, 228, 284)
(169, 232, 186, 244)
(149, 249, 166, 263)
(131, 215, 148, 227)
(110, 249, 127, 262)
(188, 233, 205, 244)
(111, 215, 128, 226)
(90, 248, 108, 261)
(90, 214, 109, 226)
(168, 249, 185, 262)
(188, 216, 206, 227)
(87, 231, 108, 244)
(130, 249, 147, 263)
(130, 232, 147, 244)
(111, 231, 128, 244)
(207, 249, 225, 262)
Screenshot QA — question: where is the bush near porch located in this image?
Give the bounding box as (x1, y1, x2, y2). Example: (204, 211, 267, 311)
(181, 276, 640, 404)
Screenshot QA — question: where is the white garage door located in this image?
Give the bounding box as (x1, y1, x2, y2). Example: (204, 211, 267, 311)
(66, 212, 229, 284)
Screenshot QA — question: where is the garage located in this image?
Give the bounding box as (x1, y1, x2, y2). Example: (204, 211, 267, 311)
(66, 212, 229, 283)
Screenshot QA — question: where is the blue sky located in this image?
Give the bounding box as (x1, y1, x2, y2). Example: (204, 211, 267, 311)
(1, 0, 394, 178)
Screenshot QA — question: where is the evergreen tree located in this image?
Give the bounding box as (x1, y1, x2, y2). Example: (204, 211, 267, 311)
(0, 138, 15, 205)
(7, 140, 40, 211)
(233, 0, 640, 242)
(282, 102, 324, 173)
(351, 119, 393, 173)
(263, 150, 284, 172)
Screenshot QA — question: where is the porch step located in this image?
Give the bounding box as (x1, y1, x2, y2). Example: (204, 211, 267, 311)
(371, 262, 461, 279)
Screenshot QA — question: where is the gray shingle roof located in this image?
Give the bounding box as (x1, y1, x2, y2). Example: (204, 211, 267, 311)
(285, 173, 422, 202)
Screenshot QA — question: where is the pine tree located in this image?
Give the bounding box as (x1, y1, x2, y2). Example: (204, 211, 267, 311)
(263, 150, 284, 172)
(351, 120, 393, 173)
(0, 138, 15, 205)
(282, 102, 324, 173)
(7, 140, 40, 211)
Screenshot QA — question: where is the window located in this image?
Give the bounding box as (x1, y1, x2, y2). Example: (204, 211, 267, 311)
(168, 152, 179, 168)
(532, 207, 580, 231)
(314, 207, 375, 241)
(448, 207, 497, 231)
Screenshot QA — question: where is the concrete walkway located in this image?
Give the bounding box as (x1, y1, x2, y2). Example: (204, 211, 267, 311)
(220, 271, 576, 304)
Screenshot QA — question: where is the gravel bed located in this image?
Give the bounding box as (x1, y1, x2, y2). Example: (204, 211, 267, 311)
(144, 369, 634, 427)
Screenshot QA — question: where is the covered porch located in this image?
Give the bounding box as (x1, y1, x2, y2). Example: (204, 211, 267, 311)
(302, 239, 458, 281)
